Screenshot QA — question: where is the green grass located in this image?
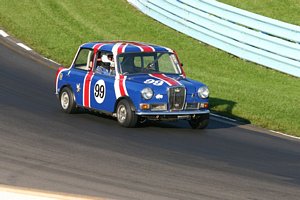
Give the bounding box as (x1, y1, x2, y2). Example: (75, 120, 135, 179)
(0, 0, 299, 136)
(218, 0, 300, 26)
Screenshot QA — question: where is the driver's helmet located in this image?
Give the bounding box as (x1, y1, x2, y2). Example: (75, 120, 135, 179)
(101, 53, 115, 68)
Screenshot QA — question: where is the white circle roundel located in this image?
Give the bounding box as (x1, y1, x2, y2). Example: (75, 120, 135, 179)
(94, 79, 106, 104)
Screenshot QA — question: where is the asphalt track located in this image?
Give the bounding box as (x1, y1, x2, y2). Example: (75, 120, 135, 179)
(0, 37, 300, 200)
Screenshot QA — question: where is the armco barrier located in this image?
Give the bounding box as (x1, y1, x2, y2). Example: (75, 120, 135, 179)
(128, 0, 300, 77)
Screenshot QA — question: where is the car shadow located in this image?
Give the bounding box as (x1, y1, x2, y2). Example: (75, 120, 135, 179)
(71, 97, 251, 130)
(209, 97, 251, 123)
(208, 97, 251, 129)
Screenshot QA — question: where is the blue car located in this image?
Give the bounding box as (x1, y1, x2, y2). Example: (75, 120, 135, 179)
(55, 41, 210, 128)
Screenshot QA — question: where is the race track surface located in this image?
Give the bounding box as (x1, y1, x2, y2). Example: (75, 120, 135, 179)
(0, 38, 300, 200)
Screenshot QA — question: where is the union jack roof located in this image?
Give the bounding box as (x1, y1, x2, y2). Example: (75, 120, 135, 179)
(80, 41, 173, 54)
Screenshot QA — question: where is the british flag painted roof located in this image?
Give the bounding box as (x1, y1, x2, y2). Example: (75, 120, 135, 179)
(80, 41, 173, 54)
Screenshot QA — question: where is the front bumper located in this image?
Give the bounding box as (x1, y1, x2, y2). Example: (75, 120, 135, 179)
(136, 109, 210, 116)
(136, 109, 210, 120)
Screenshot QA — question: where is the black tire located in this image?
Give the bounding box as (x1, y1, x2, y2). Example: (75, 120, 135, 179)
(116, 99, 138, 128)
(189, 114, 209, 129)
(59, 87, 77, 114)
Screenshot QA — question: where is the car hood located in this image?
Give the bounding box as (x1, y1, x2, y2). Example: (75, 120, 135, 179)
(125, 73, 205, 94)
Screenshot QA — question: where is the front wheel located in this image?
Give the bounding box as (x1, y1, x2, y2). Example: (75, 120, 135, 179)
(116, 99, 138, 128)
(59, 87, 77, 114)
(189, 114, 209, 129)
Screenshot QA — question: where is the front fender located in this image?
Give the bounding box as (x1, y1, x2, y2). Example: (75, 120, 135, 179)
(114, 96, 136, 113)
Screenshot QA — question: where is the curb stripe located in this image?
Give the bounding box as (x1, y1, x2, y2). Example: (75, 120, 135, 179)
(0, 30, 9, 37)
(17, 43, 32, 51)
(43, 57, 61, 65)
(270, 130, 300, 140)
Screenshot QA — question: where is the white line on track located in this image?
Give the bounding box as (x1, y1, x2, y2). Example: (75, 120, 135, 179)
(17, 43, 32, 51)
(210, 113, 237, 122)
(43, 57, 61, 65)
(210, 113, 300, 140)
(0, 30, 9, 37)
(270, 130, 300, 140)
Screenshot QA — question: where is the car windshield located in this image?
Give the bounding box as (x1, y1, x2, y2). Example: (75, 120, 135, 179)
(117, 52, 182, 75)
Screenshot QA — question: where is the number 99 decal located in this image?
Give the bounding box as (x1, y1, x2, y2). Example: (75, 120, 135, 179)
(94, 80, 106, 103)
(144, 79, 164, 86)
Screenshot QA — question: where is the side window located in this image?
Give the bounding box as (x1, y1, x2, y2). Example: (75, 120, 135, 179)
(95, 51, 115, 76)
(143, 56, 155, 67)
(134, 56, 142, 68)
(74, 48, 93, 71)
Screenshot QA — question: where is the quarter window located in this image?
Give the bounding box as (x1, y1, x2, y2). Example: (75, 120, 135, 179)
(74, 48, 93, 70)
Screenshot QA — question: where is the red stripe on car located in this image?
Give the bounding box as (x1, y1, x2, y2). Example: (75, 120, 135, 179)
(117, 44, 126, 54)
(83, 71, 94, 107)
(129, 42, 154, 52)
(119, 74, 126, 96)
(93, 43, 103, 54)
(150, 73, 181, 86)
(116, 44, 128, 97)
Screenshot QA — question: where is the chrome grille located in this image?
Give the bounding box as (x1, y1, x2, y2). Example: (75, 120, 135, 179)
(168, 87, 186, 111)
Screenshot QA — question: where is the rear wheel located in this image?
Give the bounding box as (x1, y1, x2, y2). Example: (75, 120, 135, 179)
(116, 99, 137, 128)
(60, 87, 77, 114)
(189, 114, 209, 129)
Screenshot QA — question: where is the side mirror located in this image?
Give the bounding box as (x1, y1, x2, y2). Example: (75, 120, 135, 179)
(180, 63, 184, 67)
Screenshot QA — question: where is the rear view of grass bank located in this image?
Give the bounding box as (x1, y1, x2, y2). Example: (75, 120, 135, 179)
(0, 0, 299, 135)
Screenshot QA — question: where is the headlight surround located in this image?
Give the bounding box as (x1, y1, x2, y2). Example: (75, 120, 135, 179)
(198, 86, 209, 98)
(141, 87, 153, 100)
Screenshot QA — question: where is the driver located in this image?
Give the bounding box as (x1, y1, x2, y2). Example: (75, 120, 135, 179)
(95, 53, 115, 75)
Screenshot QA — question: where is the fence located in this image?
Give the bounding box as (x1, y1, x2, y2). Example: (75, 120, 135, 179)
(128, 0, 300, 78)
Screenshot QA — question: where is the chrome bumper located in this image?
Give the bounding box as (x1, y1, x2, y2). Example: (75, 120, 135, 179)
(136, 109, 210, 116)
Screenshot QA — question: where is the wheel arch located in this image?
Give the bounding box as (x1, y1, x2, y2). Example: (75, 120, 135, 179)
(114, 96, 136, 113)
(59, 84, 76, 103)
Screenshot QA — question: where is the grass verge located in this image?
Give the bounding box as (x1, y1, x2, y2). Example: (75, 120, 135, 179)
(218, 0, 300, 26)
(0, 0, 299, 136)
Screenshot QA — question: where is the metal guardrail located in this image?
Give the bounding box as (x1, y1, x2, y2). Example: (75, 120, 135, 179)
(128, 0, 300, 77)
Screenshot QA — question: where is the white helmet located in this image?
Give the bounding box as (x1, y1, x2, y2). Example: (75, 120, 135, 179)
(101, 54, 115, 68)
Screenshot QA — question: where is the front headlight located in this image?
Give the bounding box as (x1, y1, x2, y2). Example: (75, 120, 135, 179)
(198, 86, 209, 98)
(141, 87, 153, 100)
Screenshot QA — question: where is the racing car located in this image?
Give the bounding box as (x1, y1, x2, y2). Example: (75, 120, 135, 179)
(55, 41, 210, 128)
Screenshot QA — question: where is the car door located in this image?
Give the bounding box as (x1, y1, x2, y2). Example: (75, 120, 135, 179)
(90, 73, 116, 112)
(89, 51, 116, 113)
